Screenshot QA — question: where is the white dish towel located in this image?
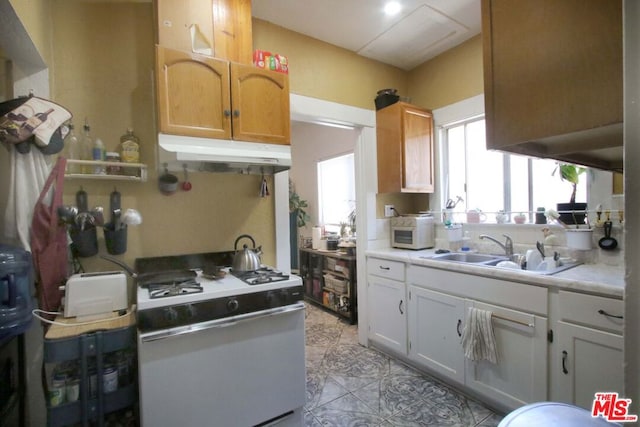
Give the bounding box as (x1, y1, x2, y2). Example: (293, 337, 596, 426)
(461, 307, 499, 364)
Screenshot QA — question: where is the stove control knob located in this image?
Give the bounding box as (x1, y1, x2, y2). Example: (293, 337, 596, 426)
(185, 304, 197, 319)
(227, 298, 239, 313)
(163, 307, 178, 323)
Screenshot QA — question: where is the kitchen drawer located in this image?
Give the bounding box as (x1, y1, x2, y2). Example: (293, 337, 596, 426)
(367, 257, 405, 282)
(558, 291, 623, 334)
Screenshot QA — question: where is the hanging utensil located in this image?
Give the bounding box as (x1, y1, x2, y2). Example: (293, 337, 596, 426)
(76, 187, 88, 213)
(598, 221, 618, 250)
(259, 172, 269, 198)
(182, 164, 192, 191)
(109, 188, 121, 227)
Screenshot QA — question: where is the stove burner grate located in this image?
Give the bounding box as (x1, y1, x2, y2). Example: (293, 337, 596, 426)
(232, 267, 289, 285)
(148, 279, 203, 299)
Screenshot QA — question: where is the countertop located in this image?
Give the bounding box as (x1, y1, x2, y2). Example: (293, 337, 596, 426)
(366, 248, 624, 299)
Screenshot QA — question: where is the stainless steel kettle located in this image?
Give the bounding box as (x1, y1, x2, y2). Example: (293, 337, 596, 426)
(232, 234, 262, 272)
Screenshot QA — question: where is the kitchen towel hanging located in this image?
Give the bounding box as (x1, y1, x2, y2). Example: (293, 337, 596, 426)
(461, 307, 498, 364)
(30, 157, 69, 315)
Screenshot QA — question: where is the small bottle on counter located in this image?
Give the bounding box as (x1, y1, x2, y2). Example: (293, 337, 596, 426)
(119, 128, 140, 176)
(63, 122, 80, 173)
(92, 138, 106, 174)
(106, 151, 121, 175)
(80, 118, 93, 174)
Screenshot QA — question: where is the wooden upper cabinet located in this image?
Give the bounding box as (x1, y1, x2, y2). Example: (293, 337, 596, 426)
(230, 63, 290, 145)
(156, 46, 291, 144)
(156, 45, 231, 140)
(155, 0, 252, 64)
(482, 0, 623, 171)
(376, 102, 434, 193)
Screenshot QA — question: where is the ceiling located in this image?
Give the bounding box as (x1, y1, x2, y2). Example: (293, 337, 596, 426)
(252, 0, 481, 71)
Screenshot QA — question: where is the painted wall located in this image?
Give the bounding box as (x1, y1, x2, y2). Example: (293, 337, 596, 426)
(252, 19, 408, 110)
(408, 35, 484, 110)
(9, 0, 53, 66)
(50, 1, 277, 272)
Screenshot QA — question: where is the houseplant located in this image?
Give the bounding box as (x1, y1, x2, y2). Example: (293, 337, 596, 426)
(289, 180, 310, 269)
(554, 163, 587, 225)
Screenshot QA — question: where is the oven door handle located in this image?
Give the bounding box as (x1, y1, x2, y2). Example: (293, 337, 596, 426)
(140, 302, 305, 343)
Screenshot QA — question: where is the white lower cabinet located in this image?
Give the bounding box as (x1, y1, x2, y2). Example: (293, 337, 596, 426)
(551, 290, 624, 409)
(367, 274, 407, 355)
(464, 300, 548, 409)
(405, 264, 548, 412)
(407, 286, 465, 384)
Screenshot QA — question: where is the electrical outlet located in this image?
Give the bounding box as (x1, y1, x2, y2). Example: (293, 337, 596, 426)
(384, 205, 395, 217)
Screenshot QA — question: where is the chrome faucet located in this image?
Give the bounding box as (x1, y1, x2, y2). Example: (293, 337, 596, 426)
(479, 234, 514, 257)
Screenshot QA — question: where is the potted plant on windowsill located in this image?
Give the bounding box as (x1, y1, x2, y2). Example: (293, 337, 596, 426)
(554, 163, 587, 225)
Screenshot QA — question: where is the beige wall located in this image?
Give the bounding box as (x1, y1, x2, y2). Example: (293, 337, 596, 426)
(9, 0, 53, 66)
(252, 19, 408, 110)
(51, 1, 277, 271)
(33, 2, 481, 270)
(408, 35, 484, 110)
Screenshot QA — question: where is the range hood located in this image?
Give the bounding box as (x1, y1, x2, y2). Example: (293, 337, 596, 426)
(158, 133, 291, 175)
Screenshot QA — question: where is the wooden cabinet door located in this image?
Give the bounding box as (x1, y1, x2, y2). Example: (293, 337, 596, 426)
(156, 46, 231, 139)
(212, 0, 253, 64)
(555, 321, 623, 410)
(402, 105, 434, 192)
(464, 300, 547, 411)
(156, 0, 215, 54)
(482, 0, 622, 170)
(367, 275, 407, 355)
(408, 286, 465, 384)
(156, 0, 252, 64)
(230, 63, 290, 145)
(376, 102, 434, 193)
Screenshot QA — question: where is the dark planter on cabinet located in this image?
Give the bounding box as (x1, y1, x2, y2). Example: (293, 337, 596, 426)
(557, 203, 588, 225)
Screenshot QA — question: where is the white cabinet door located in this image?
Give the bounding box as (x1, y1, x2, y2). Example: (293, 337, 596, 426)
(407, 286, 465, 384)
(464, 300, 547, 411)
(555, 321, 624, 410)
(367, 275, 407, 355)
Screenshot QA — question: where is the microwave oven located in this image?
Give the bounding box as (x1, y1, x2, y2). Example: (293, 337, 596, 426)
(391, 215, 435, 250)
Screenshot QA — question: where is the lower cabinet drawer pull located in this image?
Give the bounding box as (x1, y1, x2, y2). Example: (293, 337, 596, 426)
(597, 309, 623, 319)
(457, 319, 462, 337)
(379, 266, 390, 271)
(562, 350, 569, 374)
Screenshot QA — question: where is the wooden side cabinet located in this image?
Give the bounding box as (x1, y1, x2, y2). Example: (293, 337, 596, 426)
(376, 102, 434, 193)
(300, 248, 357, 324)
(156, 45, 290, 144)
(155, 0, 253, 64)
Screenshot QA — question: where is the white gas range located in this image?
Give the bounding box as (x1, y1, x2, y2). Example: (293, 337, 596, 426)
(135, 252, 306, 427)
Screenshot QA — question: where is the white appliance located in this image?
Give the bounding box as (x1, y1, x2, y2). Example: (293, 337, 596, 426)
(391, 214, 435, 250)
(158, 133, 292, 174)
(63, 271, 128, 320)
(136, 254, 305, 427)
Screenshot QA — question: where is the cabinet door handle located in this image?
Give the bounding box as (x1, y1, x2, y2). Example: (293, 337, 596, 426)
(598, 309, 623, 319)
(378, 266, 390, 271)
(398, 300, 404, 315)
(457, 319, 462, 337)
(223, 109, 231, 117)
(233, 110, 240, 118)
(562, 350, 569, 374)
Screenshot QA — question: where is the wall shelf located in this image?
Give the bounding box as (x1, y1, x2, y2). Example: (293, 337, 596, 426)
(63, 160, 148, 182)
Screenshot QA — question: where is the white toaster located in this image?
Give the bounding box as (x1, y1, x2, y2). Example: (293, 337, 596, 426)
(63, 271, 128, 320)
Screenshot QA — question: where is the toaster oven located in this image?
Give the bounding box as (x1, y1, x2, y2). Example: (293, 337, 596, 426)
(391, 215, 435, 250)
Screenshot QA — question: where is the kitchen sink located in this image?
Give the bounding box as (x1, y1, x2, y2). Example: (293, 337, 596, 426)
(425, 252, 508, 264)
(425, 252, 581, 276)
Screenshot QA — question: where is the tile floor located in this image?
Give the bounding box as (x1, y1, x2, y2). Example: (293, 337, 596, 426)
(303, 302, 504, 426)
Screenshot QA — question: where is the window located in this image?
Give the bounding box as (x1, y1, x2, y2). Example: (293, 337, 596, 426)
(442, 117, 586, 221)
(317, 153, 355, 232)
